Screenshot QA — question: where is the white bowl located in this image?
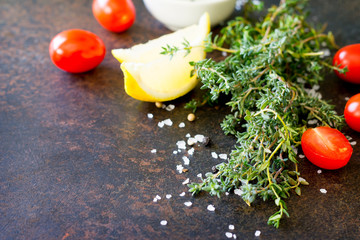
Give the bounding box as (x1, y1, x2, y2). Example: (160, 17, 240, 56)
(143, 0, 236, 31)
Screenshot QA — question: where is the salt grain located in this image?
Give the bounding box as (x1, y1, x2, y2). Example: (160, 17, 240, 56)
(153, 195, 162, 202)
(219, 154, 227, 160)
(320, 188, 327, 194)
(160, 220, 168, 226)
(176, 165, 184, 173)
(179, 122, 185, 128)
(147, 113, 153, 119)
(229, 225, 235, 230)
(234, 189, 243, 196)
(197, 173, 202, 178)
(165, 104, 175, 111)
(158, 121, 165, 128)
(211, 152, 218, 159)
(225, 232, 233, 238)
(166, 194, 172, 199)
(163, 119, 173, 126)
(298, 177, 306, 182)
(255, 230, 261, 237)
(317, 169, 322, 174)
(299, 154, 305, 159)
(182, 156, 190, 165)
(350, 141, 357, 146)
(151, 149, 157, 153)
(207, 204, 215, 212)
(182, 178, 190, 185)
(176, 140, 187, 150)
(321, 49, 331, 58)
(194, 134, 205, 143)
(188, 148, 195, 155)
(173, 150, 178, 154)
(179, 192, 186, 197)
(184, 201, 192, 207)
(187, 138, 196, 146)
(308, 119, 318, 125)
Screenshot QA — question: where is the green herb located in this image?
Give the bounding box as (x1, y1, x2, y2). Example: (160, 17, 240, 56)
(163, 0, 346, 228)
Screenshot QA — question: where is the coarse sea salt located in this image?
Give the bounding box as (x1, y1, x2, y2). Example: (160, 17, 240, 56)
(308, 119, 318, 125)
(179, 192, 186, 197)
(166, 194, 172, 199)
(194, 134, 205, 143)
(182, 156, 190, 165)
(317, 169, 322, 174)
(158, 121, 165, 128)
(163, 119, 173, 126)
(207, 204, 215, 212)
(255, 230, 261, 237)
(153, 195, 161, 202)
(151, 149, 157, 153)
(234, 189, 243, 196)
(184, 201, 192, 207)
(176, 164, 184, 173)
(225, 232, 233, 238)
(320, 188, 327, 194)
(176, 140, 187, 150)
(299, 154, 305, 159)
(179, 122, 185, 128)
(147, 113, 153, 119)
(188, 148, 195, 155)
(165, 104, 175, 111)
(160, 220, 168, 226)
(158, 119, 173, 127)
(229, 225, 235, 230)
(187, 138, 196, 146)
(211, 152, 218, 159)
(182, 178, 190, 185)
(219, 154, 227, 160)
(350, 141, 357, 146)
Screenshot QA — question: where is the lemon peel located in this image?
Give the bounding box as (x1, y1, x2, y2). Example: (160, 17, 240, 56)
(112, 12, 210, 102)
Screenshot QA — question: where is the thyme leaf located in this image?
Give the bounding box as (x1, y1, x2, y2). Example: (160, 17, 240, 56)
(167, 0, 345, 228)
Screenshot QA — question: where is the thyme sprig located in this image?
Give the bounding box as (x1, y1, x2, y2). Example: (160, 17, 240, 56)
(162, 0, 346, 228)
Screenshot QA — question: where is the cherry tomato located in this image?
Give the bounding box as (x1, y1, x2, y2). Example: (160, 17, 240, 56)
(333, 43, 360, 84)
(344, 93, 360, 132)
(301, 126, 353, 170)
(49, 29, 106, 73)
(92, 0, 136, 32)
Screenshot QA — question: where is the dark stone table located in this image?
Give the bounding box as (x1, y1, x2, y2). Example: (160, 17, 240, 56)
(1, 0, 359, 239)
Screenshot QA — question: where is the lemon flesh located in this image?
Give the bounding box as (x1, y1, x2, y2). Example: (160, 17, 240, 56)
(112, 12, 210, 102)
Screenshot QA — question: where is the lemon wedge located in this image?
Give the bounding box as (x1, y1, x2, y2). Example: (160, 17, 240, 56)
(111, 12, 210, 102)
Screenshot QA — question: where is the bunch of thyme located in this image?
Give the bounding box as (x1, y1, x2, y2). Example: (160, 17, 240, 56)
(163, 0, 346, 228)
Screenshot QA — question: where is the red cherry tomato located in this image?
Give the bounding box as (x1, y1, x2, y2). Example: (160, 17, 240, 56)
(344, 93, 360, 132)
(49, 29, 106, 73)
(92, 0, 136, 32)
(301, 126, 353, 170)
(333, 43, 360, 84)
